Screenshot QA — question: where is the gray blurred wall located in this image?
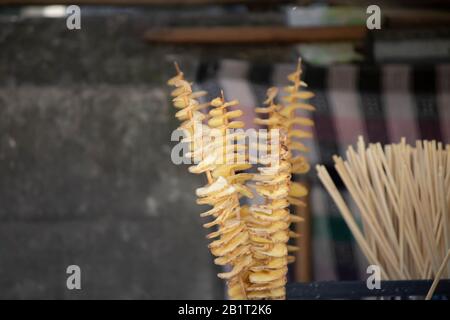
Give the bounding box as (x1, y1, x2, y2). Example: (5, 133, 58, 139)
(0, 8, 223, 299)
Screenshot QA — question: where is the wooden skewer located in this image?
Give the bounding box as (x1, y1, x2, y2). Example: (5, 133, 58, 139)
(335, 156, 402, 279)
(425, 250, 450, 300)
(316, 165, 388, 279)
(317, 137, 450, 281)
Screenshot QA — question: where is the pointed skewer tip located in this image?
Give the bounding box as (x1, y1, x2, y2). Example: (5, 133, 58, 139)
(174, 61, 181, 74)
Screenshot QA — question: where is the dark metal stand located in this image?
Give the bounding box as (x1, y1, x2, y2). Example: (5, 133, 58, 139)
(287, 279, 450, 300)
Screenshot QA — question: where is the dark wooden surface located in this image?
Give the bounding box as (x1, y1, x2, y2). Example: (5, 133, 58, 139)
(145, 26, 367, 44)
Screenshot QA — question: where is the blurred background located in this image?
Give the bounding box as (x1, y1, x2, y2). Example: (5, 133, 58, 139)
(0, 0, 449, 299)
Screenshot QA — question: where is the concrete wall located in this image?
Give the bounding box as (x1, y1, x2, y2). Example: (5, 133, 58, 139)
(0, 11, 223, 299)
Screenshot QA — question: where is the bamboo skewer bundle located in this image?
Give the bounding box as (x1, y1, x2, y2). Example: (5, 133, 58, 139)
(317, 137, 450, 281)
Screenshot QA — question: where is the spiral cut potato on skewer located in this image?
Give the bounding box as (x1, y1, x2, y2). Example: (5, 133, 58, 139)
(168, 67, 254, 299)
(246, 129, 292, 299)
(196, 95, 255, 299)
(167, 65, 211, 166)
(248, 60, 314, 299)
(254, 61, 314, 231)
(280, 59, 314, 205)
(167, 60, 314, 300)
(254, 60, 314, 209)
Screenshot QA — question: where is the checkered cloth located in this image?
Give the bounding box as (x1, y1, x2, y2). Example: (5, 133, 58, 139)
(194, 59, 450, 281)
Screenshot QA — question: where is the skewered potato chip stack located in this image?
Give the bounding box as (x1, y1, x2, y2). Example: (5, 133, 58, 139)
(248, 60, 314, 299)
(280, 61, 314, 263)
(168, 67, 253, 299)
(247, 128, 292, 299)
(167, 64, 211, 171)
(167, 59, 314, 300)
(254, 61, 314, 208)
(198, 95, 255, 299)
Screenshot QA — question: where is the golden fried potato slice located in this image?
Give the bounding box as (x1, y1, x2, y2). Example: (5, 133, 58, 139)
(226, 173, 253, 184)
(196, 186, 237, 205)
(196, 176, 228, 197)
(250, 205, 272, 215)
(271, 230, 289, 243)
(202, 206, 237, 228)
(264, 87, 279, 104)
(291, 161, 310, 174)
(200, 198, 232, 218)
(173, 97, 199, 109)
(281, 91, 314, 105)
(249, 267, 287, 284)
(247, 287, 285, 299)
(212, 163, 252, 178)
(250, 257, 287, 271)
(289, 182, 308, 198)
(255, 105, 278, 114)
(249, 221, 289, 235)
(280, 103, 316, 117)
(270, 199, 290, 209)
(249, 234, 272, 244)
(287, 196, 306, 207)
(209, 223, 245, 249)
(255, 185, 289, 200)
(208, 110, 243, 126)
(167, 72, 184, 86)
(290, 214, 304, 223)
(254, 243, 287, 258)
(254, 173, 291, 185)
(258, 162, 290, 175)
(289, 230, 300, 238)
(217, 254, 252, 280)
(206, 219, 241, 239)
(211, 97, 239, 108)
(246, 277, 287, 291)
(189, 153, 218, 174)
(214, 244, 251, 266)
(227, 281, 247, 299)
(254, 116, 283, 127)
(290, 155, 308, 165)
(210, 232, 249, 257)
(286, 117, 314, 127)
(250, 209, 289, 223)
(288, 129, 313, 139)
(289, 141, 309, 152)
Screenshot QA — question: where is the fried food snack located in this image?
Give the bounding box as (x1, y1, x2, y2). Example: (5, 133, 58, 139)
(168, 67, 253, 299)
(167, 59, 314, 300)
(249, 59, 314, 299)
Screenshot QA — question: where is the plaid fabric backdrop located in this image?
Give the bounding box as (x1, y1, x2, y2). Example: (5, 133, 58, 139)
(194, 59, 450, 281)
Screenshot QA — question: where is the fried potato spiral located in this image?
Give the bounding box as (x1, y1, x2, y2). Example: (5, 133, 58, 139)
(167, 60, 313, 300)
(168, 68, 253, 299)
(249, 59, 314, 299)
